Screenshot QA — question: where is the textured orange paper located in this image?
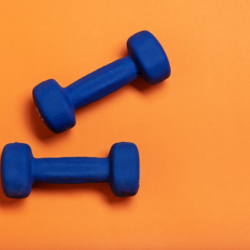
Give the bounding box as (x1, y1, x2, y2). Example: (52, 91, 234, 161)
(0, 1, 250, 249)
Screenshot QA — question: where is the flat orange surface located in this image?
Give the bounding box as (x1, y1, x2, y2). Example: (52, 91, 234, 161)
(0, 1, 250, 249)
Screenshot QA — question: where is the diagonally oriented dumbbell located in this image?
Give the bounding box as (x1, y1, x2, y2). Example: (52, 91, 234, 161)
(33, 30, 171, 133)
(1, 142, 140, 199)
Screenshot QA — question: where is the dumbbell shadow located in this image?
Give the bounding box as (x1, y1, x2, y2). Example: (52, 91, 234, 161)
(0, 181, 130, 206)
(28, 98, 73, 141)
(29, 76, 166, 140)
(32, 183, 131, 204)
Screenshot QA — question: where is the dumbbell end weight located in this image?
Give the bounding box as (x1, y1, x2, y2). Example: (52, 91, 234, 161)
(1, 143, 33, 198)
(109, 142, 140, 197)
(33, 79, 76, 133)
(127, 30, 171, 85)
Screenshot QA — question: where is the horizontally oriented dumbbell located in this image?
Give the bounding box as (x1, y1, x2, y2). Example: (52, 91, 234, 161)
(1, 142, 140, 198)
(33, 30, 171, 133)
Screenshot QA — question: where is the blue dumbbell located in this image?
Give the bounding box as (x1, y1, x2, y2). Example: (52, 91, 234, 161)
(1, 142, 140, 199)
(33, 30, 171, 133)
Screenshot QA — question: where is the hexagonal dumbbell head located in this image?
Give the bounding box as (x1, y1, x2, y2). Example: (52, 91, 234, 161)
(33, 79, 76, 133)
(127, 30, 170, 85)
(109, 142, 140, 197)
(1, 142, 140, 198)
(1, 143, 33, 198)
(33, 30, 170, 133)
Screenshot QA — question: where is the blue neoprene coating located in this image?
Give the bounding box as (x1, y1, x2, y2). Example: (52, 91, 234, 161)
(1, 142, 140, 199)
(33, 30, 171, 133)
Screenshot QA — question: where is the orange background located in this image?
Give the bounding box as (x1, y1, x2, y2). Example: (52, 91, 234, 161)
(0, 0, 250, 249)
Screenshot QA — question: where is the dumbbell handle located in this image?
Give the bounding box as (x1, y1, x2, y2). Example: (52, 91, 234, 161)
(32, 157, 110, 184)
(65, 56, 138, 110)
